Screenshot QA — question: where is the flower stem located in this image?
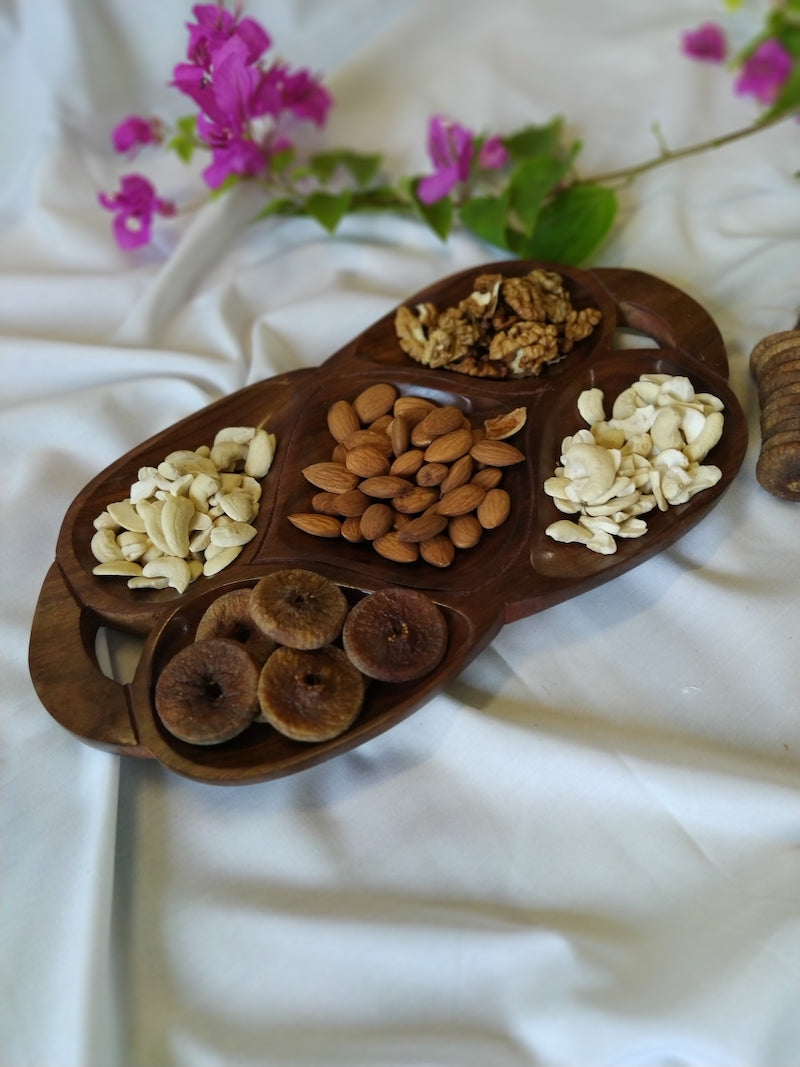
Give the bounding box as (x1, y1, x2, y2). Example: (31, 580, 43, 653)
(574, 111, 794, 188)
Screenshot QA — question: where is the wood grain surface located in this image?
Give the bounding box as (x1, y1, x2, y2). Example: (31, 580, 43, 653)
(28, 262, 748, 784)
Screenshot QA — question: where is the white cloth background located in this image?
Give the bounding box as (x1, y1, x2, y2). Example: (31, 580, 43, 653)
(2, 2, 799, 1065)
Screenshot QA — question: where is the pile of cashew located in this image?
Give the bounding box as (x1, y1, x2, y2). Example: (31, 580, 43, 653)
(90, 426, 277, 592)
(544, 373, 724, 554)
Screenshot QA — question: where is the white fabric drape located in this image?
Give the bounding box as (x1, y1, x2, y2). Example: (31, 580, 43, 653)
(2, 2, 798, 1065)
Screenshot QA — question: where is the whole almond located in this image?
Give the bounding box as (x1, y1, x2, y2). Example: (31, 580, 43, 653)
(326, 399, 360, 443)
(311, 491, 340, 515)
(436, 482, 486, 517)
(470, 439, 525, 466)
(410, 421, 435, 448)
(420, 534, 455, 568)
(389, 415, 411, 456)
(448, 513, 483, 548)
(353, 383, 398, 424)
(373, 531, 419, 563)
(368, 413, 394, 434)
(360, 475, 414, 498)
(288, 513, 342, 538)
(393, 395, 436, 422)
(303, 461, 359, 493)
(393, 486, 439, 514)
(471, 466, 504, 491)
(418, 404, 466, 438)
(477, 487, 511, 529)
(359, 502, 395, 540)
(390, 448, 425, 478)
(333, 488, 370, 517)
(344, 445, 390, 478)
(396, 511, 449, 543)
(340, 516, 365, 542)
(416, 462, 450, 487)
(331, 442, 348, 465)
(424, 427, 473, 464)
(439, 453, 474, 495)
(343, 429, 393, 456)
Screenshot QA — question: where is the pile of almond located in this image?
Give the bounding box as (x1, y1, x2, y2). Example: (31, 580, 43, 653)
(288, 383, 526, 566)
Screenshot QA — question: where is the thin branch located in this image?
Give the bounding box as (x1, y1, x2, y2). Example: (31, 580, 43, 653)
(573, 111, 794, 188)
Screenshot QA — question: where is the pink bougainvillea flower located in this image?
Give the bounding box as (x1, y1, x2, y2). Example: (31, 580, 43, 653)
(98, 173, 176, 250)
(417, 116, 475, 204)
(202, 135, 268, 188)
(271, 66, 332, 126)
(681, 22, 727, 63)
(111, 115, 163, 154)
(478, 134, 509, 171)
(185, 2, 270, 70)
(735, 38, 793, 105)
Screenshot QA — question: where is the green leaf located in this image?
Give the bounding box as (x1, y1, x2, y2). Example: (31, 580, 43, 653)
(165, 115, 198, 165)
(254, 196, 298, 221)
(508, 151, 575, 235)
(502, 118, 564, 163)
(304, 190, 353, 232)
(410, 179, 454, 240)
(269, 146, 296, 175)
(309, 149, 383, 187)
(511, 184, 618, 265)
(459, 192, 511, 249)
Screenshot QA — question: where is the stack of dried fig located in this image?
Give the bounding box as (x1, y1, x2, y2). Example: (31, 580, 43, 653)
(750, 327, 800, 502)
(288, 382, 526, 566)
(154, 569, 448, 748)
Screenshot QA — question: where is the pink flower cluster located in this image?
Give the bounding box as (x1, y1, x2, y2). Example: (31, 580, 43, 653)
(417, 116, 508, 204)
(99, 3, 331, 249)
(681, 22, 793, 106)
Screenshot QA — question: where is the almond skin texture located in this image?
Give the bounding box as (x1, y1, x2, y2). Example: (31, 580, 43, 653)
(390, 449, 425, 478)
(372, 532, 419, 563)
(416, 462, 449, 487)
(343, 429, 393, 456)
(424, 428, 473, 464)
(359, 475, 414, 499)
(448, 514, 483, 549)
(332, 488, 370, 517)
(344, 445, 390, 478)
(288, 513, 343, 538)
(326, 399, 360, 443)
(436, 483, 486, 517)
(477, 487, 511, 529)
(353, 383, 398, 424)
(439, 453, 474, 495)
(471, 466, 504, 491)
(302, 462, 359, 493)
(418, 404, 467, 438)
(359, 503, 395, 540)
(392, 486, 439, 514)
(470, 439, 525, 466)
(420, 535, 456, 568)
(396, 511, 449, 543)
(393, 395, 436, 422)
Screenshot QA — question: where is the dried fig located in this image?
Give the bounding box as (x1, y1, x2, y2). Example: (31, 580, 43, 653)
(195, 588, 277, 664)
(154, 638, 260, 745)
(342, 587, 448, 683)
(258, 645, 365, 742)
(250, 568, 348, 649)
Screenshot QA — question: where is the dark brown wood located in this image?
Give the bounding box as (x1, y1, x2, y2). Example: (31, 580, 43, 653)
(28, 263, 748, 784)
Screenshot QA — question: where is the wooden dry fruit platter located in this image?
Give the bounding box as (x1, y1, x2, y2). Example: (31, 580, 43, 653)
(29, 261, 748, 785)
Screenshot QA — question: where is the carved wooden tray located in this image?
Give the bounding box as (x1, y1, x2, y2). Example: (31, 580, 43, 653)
(28, 262, 748, 784)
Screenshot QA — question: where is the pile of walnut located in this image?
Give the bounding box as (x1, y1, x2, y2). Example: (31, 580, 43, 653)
(90, 426, 277, 592)
(544, 373, 724, 554)
(394, 267, 602, 378)
(288, 382, 526, 567)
